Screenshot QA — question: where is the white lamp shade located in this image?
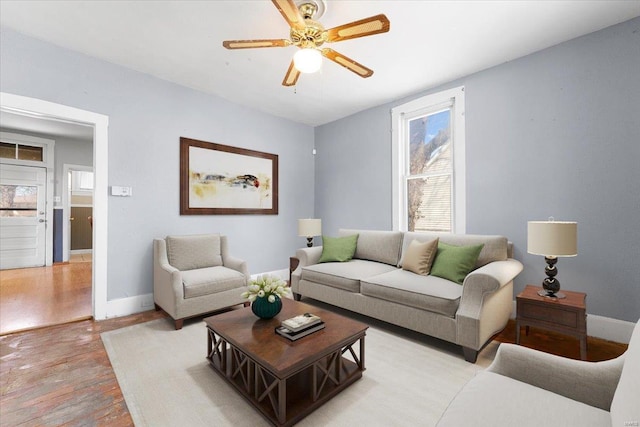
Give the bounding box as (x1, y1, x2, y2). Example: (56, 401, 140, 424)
(293, 48, 322, 73)
(527, 221, 577, 257)
(298, 219, 322, 237)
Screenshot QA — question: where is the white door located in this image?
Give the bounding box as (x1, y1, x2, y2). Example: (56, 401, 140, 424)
(0, 164, 47, 269)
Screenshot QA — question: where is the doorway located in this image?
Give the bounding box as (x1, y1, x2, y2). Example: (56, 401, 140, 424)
(63, 165, 94, 262)
(1, 92, 109, 322)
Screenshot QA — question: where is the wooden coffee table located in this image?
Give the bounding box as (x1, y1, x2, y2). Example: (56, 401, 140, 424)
(204, 300, 368, 426)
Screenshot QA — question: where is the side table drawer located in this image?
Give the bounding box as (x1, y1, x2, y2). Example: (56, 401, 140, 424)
(518, 301, 583, 330)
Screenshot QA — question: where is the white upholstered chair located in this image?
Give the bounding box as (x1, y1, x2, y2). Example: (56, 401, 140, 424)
(153, 234, 249, 329)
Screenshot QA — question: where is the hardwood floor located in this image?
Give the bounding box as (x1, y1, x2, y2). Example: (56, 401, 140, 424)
(0, 312, 628, 426)
(1, 310, 169, 426)
(495, 319, 628, 362)
(0, 261, 92, 335)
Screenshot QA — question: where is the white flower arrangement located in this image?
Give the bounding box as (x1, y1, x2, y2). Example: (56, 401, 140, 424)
(241, 275, 290, 303)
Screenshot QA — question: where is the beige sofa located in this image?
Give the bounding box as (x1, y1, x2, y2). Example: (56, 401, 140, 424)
(153, 234, 249, 329)
(438, 319, 640, 426)
(291, 229, 523, 362)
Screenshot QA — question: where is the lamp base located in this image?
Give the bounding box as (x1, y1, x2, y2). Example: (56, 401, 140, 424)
(538, 289, 566, 299)
(539, 256, 566, 298)
(306, 237, 313, 247)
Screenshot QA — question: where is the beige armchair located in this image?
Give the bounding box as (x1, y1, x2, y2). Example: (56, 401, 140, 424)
(153, 234, 249, 329)
(438, 319, 640, 426)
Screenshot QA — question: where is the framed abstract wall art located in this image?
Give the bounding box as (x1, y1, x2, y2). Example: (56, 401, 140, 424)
(180, 137, 278, 215)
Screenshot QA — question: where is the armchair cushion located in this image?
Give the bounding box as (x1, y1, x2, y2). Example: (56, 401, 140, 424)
(437, 371, 610, 427)
(166, 234, 223, 271)
(181, 266, 246, 299)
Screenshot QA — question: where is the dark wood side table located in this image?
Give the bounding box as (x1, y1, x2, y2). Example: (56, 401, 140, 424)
(516, 284, 587, 360)
(288, 257, 299, 287)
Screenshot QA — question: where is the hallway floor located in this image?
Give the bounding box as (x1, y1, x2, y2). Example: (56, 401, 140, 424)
(0, 261, 92, 335)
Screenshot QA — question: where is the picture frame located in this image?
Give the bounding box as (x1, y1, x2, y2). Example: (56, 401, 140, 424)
(180, 137, 278, 215)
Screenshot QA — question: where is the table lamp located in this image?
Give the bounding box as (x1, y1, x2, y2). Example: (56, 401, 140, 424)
(527, 219, 577, 298)
(298, 219, 321, 247)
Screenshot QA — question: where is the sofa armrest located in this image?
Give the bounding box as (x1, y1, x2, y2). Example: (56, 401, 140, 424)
(488, 343, 625, 411)
(291, 246, 323, 293)
(223, 255, 250, 284)
(458, 259, 523, 315)
(455, 259, 523, 351)
(295, 246, 323, 267)
(465, 258, 523, 293)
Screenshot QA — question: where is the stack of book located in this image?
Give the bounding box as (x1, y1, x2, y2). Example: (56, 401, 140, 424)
(275, 313, 324, 341)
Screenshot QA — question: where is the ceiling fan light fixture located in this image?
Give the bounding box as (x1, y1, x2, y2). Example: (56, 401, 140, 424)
(293, 48, 322, 73)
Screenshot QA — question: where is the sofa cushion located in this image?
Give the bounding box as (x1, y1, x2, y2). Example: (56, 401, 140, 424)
(166, 234, 223, 271)
(402, 232, 508, 268)
(402, 238, 439, 276)
(611, 320, 640, 427)
(339, 229, 403, 266)
(318, 234, 359, 263)
(301, 259, 398, 293)
(181, 266, 246, 299)
(437, 371, 611, 427)
(430, 242, 484, 285)
(361, 269, 461, 317)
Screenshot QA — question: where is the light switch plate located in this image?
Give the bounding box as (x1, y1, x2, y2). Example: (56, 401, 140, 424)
(111, 186, 133, 197)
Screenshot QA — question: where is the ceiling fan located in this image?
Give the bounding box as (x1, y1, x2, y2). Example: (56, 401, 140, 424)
(222, 0, 390, 86)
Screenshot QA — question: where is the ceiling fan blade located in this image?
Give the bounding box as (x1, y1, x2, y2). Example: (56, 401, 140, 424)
(322, 48, 373, 78)
(272, 0, 305, 30)
(282, 61, 301, 86)
(326, 14, 390, 42)
(223, 39, 290, 49)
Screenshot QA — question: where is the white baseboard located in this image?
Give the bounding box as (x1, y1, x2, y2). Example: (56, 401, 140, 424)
(105, 293, 155, 319)
(510, 300, 635, 344)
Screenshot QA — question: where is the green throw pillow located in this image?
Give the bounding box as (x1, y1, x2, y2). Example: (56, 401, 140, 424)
(318, 234, 359, 263)
(430, 242, 484, 285)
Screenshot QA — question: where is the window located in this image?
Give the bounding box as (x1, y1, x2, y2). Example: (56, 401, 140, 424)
(0, 142, 44, 161)
(392, 86, 465, 233)
(0, 184, 38, 217)
(72, 171, 94, 191)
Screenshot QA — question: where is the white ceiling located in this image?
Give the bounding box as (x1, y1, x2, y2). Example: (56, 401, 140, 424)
(1, 1, 638, 127)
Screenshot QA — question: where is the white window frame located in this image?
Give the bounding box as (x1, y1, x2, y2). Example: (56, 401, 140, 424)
(391, 86, 466, 233)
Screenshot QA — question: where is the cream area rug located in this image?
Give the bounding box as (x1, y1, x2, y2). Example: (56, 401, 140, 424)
(102, 306, 498, 427)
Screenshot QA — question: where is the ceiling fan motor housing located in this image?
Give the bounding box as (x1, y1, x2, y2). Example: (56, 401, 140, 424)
(290, 20, 327, 48)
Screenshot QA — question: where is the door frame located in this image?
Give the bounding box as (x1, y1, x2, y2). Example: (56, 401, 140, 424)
(0, 132, 55, 266)
(1, 92, 109, 320)
(62, 163, 94, 262)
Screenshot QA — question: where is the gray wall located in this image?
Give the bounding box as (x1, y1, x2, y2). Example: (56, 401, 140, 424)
(1, 27, 315, 300)
(314, 18, 640, 322)
(53, 137, 93, 201)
